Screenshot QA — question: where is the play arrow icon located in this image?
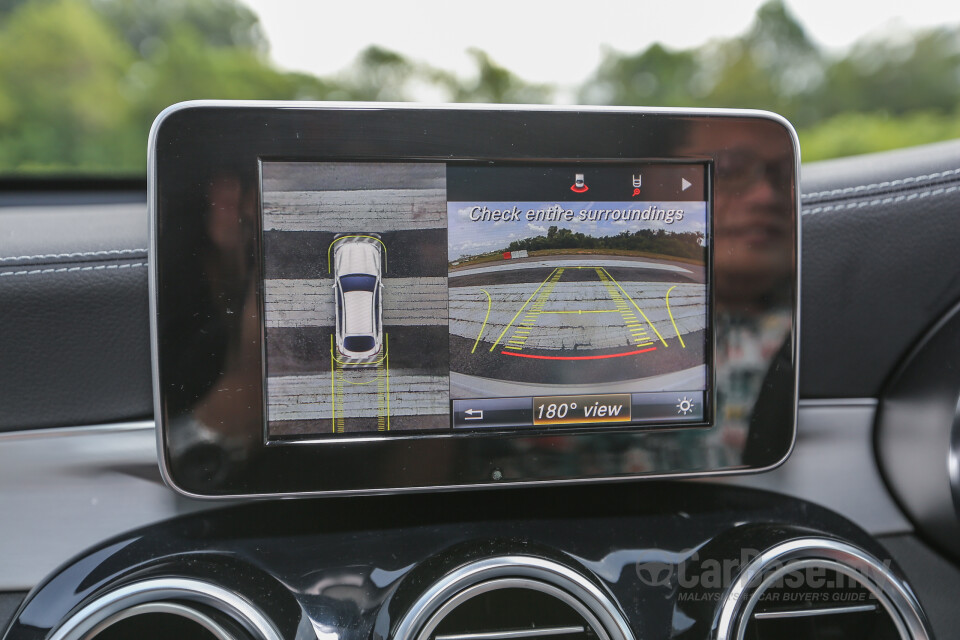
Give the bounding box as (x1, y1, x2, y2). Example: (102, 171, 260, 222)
(681, 178, 692, 191)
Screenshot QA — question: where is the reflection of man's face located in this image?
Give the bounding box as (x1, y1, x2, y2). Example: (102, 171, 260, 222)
(718, 148, 792, 264)
(704, 125, 794, 305)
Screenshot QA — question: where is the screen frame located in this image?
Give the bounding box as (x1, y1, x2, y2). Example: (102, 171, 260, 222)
(150, 101, 800, 498)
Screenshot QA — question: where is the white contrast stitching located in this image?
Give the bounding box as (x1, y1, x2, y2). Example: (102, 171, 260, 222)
(0, 262, 147, 278)
(0, 248, 147, 263)
(802, 167, 960, 200)
(802, 185, 959, 215)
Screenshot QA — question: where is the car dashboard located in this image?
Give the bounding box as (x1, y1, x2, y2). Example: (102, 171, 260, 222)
(3, 112, 960, 640)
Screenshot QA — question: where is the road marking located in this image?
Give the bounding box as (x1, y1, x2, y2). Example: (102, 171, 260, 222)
(470, 288, 492, 354)
(600, 267, 669, 347)
(665, 285, 686, 348)
(489, 267, 559, 352)
(500, 268, 564, 350)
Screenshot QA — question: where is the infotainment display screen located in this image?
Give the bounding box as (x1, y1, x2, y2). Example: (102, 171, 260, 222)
(262, 162, 710, 439)
(150, 102, 799, 498)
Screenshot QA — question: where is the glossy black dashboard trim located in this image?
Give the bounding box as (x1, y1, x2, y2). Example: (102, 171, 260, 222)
(149, 101, 799, 498)
(2, 484, 906, 640)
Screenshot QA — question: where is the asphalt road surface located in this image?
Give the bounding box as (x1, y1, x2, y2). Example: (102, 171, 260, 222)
(448, 255, 706, 396)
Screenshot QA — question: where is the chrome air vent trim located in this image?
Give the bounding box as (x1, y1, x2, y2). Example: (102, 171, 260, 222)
(417, 578, 605, 640)
(393, 556, 634, 640)
(714, 538, 931, 640)
(47, 577, 281, 640)
(83, 602, 237, 640)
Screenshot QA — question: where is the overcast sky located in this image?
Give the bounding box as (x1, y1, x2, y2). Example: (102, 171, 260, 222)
(244, 0, 960, 96)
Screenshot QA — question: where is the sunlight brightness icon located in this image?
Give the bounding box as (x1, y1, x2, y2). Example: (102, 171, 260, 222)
(676, 396, 695, 415)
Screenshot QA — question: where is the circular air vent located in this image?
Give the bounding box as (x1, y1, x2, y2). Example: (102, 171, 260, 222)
(394, 557, 634, 640)
(47, 578, 281, 640)
(715, 539, 930, 640)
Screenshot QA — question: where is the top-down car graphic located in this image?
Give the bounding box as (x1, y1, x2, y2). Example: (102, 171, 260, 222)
(332, 236, 383, 360)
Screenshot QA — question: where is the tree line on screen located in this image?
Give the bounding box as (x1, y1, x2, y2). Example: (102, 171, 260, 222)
(504, 227, 705, 262)
(1, 0, 959, 174)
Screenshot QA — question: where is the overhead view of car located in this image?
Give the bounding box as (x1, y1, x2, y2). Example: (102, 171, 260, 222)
(332, 236, 384, 360)
(4, 1, 960, 640)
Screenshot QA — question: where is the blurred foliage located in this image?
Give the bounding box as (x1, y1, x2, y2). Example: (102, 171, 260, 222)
(798, 109, 960, 160)
(506, 227, 705, 262)
(0, 0, 959, 174)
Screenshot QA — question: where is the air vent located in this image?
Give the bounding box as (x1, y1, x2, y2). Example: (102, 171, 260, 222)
(47, 578, 281, 640)
(715, 539, 931, 640)
(394, 557, 633, 640)
(81, 602, 242, 640)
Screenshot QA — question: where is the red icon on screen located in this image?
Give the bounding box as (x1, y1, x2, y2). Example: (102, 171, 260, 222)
(570, 173, 589, 193)
(632, 188, 641, 196)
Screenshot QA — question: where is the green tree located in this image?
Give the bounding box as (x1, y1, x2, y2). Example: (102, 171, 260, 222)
(334, 46, 419, 102)
(0, 0, 342, 174)
(579, 43, 700, 106)
(0, 0, 141, 173)
(92, 0, 268, 54)
(819, 27, 960, 118)
(442, 49, 552, 104)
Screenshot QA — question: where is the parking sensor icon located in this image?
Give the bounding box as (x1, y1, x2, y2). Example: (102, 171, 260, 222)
(570, 173, 589, 193)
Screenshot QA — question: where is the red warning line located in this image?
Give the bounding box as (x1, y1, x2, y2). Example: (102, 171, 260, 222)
(501, 347, 657, 360)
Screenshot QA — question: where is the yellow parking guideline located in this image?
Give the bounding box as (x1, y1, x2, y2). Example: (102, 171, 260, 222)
(489, 267, 558, 351)
(385, 333, 391, 430)
(327, 235, 388, 274)
(330, 334, 335, 433)
(471, 289, 493, 354)
(601, 267, 668, 347)
(665, 285, 686, 349)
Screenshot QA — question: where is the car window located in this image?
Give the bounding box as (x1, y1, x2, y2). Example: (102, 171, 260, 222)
(0, 0, 958, 178)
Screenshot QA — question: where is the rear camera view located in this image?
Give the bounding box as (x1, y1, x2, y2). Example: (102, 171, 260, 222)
(446, 164, 709, 429)
(262, 162, 450, 437)
(448, 211, 706, 390)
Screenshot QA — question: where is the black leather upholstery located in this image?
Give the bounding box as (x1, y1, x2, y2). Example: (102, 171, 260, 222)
(1, 139, 959, 430)
(800, 139, 960, 397)
(0, 197, 151, 431)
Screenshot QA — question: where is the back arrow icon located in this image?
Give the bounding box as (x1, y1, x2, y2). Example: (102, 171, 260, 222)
(464, 409, 484, 420)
